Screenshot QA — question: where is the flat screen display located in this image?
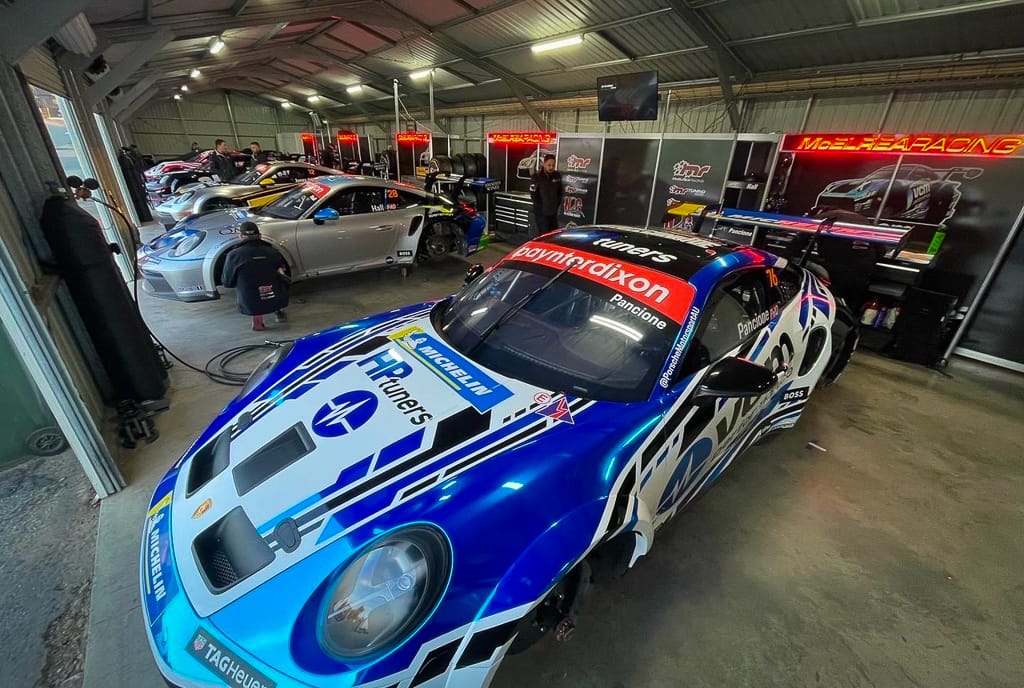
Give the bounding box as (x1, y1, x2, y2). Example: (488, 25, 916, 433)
(597, 71, 658, 122)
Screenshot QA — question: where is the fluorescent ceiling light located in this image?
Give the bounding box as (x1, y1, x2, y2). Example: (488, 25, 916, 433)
(307, 94, 320, 103)
(179, 84, 189, 92)
(346, 84, 363, 94)
(590, 315, 641, 342)
(281, 102, 292, 109)
(531, 34, 583, 53)
(189, 68, 201, 79)
(409, 69, 433, 80)
(172, 94, 182, 100)
(208, 37, 225, 55)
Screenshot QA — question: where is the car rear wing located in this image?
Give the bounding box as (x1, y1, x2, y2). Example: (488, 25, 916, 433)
(679, 205, 911, 248)
(423, 172, 501, 196)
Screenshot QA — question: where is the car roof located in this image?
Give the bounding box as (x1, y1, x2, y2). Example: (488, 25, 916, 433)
(536, 225, 766, 280)
(313, 175, 424, 192)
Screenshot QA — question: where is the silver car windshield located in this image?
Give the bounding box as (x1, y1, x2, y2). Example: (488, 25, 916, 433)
(436, 264, 678, 401)
(255, 184, 323, 219)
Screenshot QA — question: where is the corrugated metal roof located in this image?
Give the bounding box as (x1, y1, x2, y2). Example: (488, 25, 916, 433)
(603, 11, 706, 57)
(733, 6, 1024, 73)
(385, 0, 468, 26)
(371, 35, 458, 70)
(454, 0, 666, 54)
(849, 0, 970, 20)
(491, 33, 626, 75)
(704, 0, 853, 42)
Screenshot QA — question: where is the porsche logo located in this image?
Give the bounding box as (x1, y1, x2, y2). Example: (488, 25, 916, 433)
(191, 498, 213, 519)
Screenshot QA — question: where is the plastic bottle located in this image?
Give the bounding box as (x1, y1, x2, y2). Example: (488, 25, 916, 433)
(860, 298, 880, 326)
(873, 304, 889, 328)
(883, 305, 901, 330)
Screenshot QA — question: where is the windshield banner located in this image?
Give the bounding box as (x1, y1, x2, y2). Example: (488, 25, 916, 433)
(504, 243, 696, 323)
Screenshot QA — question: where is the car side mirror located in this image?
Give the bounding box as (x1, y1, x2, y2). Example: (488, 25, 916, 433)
(312, 207, 340, 225)
(694, 357, 777, 403)
(463, 263, 484, 285)
(259, 178, 275, 186)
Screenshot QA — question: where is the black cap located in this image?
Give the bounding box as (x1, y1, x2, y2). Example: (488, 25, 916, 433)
(239, 221, 260, 237)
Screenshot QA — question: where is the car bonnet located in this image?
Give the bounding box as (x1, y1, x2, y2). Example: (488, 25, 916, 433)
(169, 308, 557, 617)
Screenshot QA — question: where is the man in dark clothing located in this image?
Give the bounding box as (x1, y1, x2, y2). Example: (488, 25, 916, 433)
(530, 154, 563, 233)
(221, 222, 290, 331)
(248, 141, 269, 168)
(209, 139, 235, 182)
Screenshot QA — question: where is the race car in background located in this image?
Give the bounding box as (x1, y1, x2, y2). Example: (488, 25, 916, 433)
(144, 151, 208, 183)
(816, 163, 983, 225)
(141, 214, 906, 688)
(152, 161, 342, 229)
(517, 148, 556, 178)
(145, 152, 251, 199)
(136, 175, 486, 301)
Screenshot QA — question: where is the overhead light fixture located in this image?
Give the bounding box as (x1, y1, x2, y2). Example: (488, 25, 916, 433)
(531, 34, 583, 53)
(189, 68, 201, 79)
(180, 84, 189, 92)
(208, 36, 225, 55)
(173, 94, 182, 100)
(409, 69, 433, 80)
(346, 84, 363, 94)
(281, 102, 292, 109)
(307, 94, 320, 103)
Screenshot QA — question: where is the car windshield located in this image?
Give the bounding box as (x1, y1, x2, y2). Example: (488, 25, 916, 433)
(230, 168, 262, 185)
(255, 183, 324, 219)
(436, 263, 680, 402)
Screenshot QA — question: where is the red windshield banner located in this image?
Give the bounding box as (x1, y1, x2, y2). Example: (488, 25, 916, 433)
(503, 243, 696, 323)
(303, 181, 331, 199)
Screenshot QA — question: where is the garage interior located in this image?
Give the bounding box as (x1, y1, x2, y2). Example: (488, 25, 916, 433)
(0, 1, 1022, 688)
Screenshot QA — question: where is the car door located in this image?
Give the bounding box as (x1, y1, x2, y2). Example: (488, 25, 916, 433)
(294, 186, 398, 275)
(646, 267, 794, 520)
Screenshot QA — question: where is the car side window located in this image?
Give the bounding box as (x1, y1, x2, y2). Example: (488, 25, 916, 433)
(673, 269, 780, 382)
(271, 168, 296, 183)
(390, 189, 424, 209)
(773, 265, 802, 305)
(325, 187, 385, 215)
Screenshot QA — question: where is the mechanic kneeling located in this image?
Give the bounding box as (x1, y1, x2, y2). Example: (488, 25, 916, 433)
(221, 221, 289, 331)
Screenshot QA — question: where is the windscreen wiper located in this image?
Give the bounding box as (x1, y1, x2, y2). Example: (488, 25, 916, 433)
(467, 260, 579, 356)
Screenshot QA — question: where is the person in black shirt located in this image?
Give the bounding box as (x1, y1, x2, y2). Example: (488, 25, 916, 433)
(209, 139, 235, 182)
(247, 141, 268, 168)
(530, 154, 562, 233)
(221, 222, 290, 331)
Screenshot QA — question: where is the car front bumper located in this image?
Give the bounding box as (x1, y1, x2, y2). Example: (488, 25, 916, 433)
(137, 255, 218, 302)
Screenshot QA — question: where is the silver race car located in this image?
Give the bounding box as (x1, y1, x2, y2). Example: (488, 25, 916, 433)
(152, 162, 342, 229)
(137, 175, 488, 302)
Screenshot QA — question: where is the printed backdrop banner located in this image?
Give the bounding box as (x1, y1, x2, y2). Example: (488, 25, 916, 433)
(556, 136, 603, 225)
(596, 138, 661, 226)
(651, 138, 734, 225)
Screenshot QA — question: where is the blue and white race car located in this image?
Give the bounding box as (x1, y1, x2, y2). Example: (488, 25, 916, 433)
(142, 215, 897, 688)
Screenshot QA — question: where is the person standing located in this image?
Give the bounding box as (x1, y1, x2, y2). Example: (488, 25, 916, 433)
(530, 153, 563, 234)
(247, 141, 268, 168)
(221, 222, 290, 331)
(209, 139, 235, 182)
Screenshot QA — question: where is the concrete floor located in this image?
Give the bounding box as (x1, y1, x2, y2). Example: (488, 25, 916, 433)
(82, 239, 1024, 688)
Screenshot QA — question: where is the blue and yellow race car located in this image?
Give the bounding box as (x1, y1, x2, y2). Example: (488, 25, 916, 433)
(142, 212, 904, 688)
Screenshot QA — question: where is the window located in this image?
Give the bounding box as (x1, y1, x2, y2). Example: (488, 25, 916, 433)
(675, 269, 781, 380)
(271, 167, 299, 183)
(773, 264, 802, 305)
(326, 187, 386, 215)
(387, 188, 425, 209)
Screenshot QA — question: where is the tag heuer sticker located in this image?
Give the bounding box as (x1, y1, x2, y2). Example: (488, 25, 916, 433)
(186, 627, 277, 688)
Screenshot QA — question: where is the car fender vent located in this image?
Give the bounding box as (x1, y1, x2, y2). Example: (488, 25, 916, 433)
(193, 507, 274, 593)
(186, 431, 231, 497)
(233, 423, 315, 496)
(408, 214, 423, 236)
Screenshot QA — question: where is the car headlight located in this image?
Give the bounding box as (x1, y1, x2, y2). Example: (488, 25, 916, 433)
(238, 342, 293, 398)
(169, 232, 205, 257)
(318, 526, 451, 660)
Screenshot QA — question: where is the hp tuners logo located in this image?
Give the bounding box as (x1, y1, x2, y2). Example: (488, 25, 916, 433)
(311, 390, 378, 437)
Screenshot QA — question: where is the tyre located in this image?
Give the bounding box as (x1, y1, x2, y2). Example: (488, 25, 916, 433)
(428, 155, 452, 175)
(473, 153, 488, 177)
(450, 154, 465, 176)
(457, 153, 477, 177)
(25, 426, 68, 456)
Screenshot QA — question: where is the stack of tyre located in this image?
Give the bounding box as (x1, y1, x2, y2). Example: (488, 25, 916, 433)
(428, 153, 489, 208)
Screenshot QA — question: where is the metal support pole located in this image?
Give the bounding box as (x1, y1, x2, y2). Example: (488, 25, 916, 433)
(799, 95, 815, 132)
(224, 92, 241, 150)
(175, 98, 191, 150)
(393, 79, 401, 180)
(661, 90, 673, 134)
(428, 70, 435, 162)
(872, 155, 903, 224)
(877, 90, 895, 132)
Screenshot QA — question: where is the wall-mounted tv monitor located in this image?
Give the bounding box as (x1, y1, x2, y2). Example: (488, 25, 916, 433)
(597, 70, 659, 122)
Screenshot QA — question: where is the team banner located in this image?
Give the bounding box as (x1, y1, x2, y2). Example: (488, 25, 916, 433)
(651, 138, 734, 225)
(595, 138, 661, 226)
(556, 136, 603, 225)
(503, 242, 696, 323)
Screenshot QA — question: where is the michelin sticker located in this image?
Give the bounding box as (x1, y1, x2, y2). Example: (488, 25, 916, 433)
(143, 491, 179, 625)
(390, 326, 514, 412)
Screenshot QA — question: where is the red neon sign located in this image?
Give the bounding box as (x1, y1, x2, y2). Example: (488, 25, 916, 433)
(396, 132, 430, 144)
(782, 133, 1024, 157)
(336, 132, 358, 144)
(489, 131, 557, 146)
